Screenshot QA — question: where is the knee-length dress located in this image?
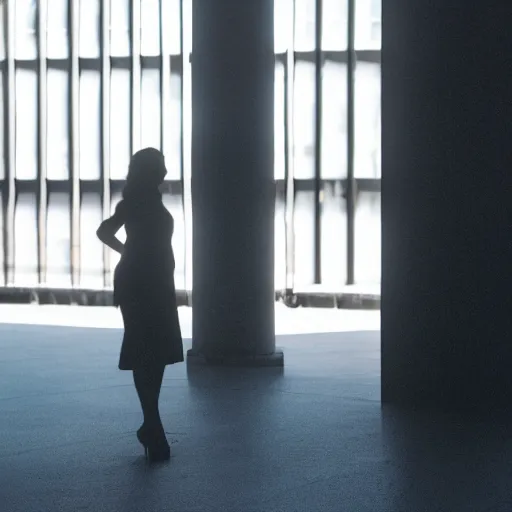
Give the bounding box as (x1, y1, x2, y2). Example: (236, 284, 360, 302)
(112, 193, 184, 370)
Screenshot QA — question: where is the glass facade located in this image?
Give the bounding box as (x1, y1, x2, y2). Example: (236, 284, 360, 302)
(0, 0, 381, 296)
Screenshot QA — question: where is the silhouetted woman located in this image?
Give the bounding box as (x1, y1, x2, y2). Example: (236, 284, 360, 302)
(96, 147, 184, 462)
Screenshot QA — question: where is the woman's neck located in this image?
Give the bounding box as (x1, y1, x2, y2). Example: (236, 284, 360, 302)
(123, 183, 160, 202)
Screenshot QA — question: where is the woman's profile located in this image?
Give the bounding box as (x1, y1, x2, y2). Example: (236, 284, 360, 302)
(96, 147, 184, 463)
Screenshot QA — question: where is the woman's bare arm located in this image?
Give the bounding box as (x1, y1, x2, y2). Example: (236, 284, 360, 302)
(96, 213, 125, 255)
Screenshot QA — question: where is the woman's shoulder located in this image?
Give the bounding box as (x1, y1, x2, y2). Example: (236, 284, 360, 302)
(113, 198, 142, 221)
(114, 199, 129, 217)
(116, 196, 168, 220)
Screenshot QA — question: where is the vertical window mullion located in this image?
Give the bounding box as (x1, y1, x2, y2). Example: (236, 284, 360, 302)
(37, 0, 48, 285)
(69, 0, 80, 287)
(130, 0, 141, 153)
(179, 0, 188, 290)
(284, 0, 296, 294)
(313, 0, 323, 284)
(346, 0, 356, 285)
(100, 0, 111, 288)
(159, 0, 168, 153)
(3, 0, 16, 285)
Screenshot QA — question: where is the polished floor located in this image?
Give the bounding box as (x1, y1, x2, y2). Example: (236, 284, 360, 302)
(0, 306, 511, 512)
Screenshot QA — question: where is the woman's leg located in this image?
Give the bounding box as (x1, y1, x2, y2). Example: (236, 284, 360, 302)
(133, 364, 165, 432)
(133, 368, 149, 427)
(148, 364, 165, 432)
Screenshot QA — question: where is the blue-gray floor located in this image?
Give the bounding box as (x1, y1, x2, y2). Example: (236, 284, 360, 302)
(0, 308, 511, 512)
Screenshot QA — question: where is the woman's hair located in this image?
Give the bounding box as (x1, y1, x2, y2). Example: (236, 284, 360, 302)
(123, 147, 166, 200)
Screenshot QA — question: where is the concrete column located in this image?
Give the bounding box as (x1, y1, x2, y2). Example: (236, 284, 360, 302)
(187, 0, 283, 366)
(381, 1, 512, 410)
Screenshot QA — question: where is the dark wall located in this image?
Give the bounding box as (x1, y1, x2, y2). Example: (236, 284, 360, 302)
(381, 1, 512, 409)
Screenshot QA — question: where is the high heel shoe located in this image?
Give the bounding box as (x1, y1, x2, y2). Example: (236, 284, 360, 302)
(137, 425, 150, 457)
(146, 438, 171, 463)
(137, 424, 170, 462)
(137, 425, 149, 447)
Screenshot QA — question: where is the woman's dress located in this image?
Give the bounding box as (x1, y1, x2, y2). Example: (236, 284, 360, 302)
(112, 194, 184, 370)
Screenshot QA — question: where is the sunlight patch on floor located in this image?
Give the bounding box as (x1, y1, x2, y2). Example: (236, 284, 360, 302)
(0, 303, 380, 336)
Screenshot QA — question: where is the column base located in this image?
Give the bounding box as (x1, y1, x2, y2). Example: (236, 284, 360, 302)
(186, 348, 284, 367)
